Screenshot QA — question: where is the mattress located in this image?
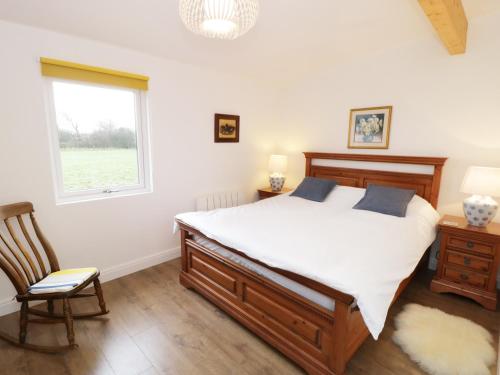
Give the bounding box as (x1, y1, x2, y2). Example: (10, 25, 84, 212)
(192, 235, 337, 311)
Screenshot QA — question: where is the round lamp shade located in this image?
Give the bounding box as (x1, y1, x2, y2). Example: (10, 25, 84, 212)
(179, 0, 259, 40)
(268, 155, 288, 176)
(460, 166, 500, 197)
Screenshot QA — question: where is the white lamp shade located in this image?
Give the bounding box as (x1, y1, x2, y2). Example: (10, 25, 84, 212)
(179, 0, 259, 40)
(268, 155, 288, 175)
(460, 166, 500, 197)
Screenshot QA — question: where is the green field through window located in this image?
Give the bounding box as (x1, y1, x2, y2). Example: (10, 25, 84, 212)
(61, 148, 139, 191)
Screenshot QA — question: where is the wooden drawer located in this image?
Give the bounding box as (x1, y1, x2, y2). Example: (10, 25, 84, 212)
(242, 283, 322, 348)
(187, 246, 238, 297)
(443, 266, 488, 290)
(445, 250, 491, 273)
(447, 235, 495, 257)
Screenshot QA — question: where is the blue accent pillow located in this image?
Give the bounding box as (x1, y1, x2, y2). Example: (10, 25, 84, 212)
(291, 177, 337, 202)
(353, 184, 416, 217)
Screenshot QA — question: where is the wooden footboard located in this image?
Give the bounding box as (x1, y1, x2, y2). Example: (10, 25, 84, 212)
(179, 227, 369, 375)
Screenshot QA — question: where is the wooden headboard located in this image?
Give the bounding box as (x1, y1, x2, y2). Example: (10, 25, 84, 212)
(304, 152, 447, 208)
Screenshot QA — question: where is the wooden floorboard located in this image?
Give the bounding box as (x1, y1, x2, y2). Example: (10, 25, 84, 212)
(0, 258, 497, 375)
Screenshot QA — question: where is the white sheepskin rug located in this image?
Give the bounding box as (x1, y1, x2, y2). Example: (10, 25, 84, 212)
(393, 304, 496, 375)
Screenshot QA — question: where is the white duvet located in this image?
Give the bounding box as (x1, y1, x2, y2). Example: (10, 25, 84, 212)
(175, 186, 440, 339)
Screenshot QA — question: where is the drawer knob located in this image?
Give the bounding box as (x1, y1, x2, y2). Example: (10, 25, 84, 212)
(466, 241, 474, 249)
(463, 257, 471, 265)
(460, 274, 469, 281)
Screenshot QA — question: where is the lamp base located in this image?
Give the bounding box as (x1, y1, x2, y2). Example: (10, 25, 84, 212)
(269, 176, 285, 192)
(463, 195, 498, 227)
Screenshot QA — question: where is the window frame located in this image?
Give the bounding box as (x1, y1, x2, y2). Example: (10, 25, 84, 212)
(44, 77, 152, 205)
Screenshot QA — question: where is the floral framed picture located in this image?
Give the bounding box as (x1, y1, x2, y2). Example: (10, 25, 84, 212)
(348, 106, 392, 149)
(214, 113, 239, 143)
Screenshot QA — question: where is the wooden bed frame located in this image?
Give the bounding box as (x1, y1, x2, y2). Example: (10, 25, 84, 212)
(177, 152, 447, 375)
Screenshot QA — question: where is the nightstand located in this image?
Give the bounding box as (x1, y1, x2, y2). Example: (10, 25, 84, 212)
(257, 187, 293, 200)
(431, 215, 500, 310)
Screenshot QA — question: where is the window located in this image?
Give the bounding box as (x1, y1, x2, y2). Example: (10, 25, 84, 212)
(42, 58, 151, 203)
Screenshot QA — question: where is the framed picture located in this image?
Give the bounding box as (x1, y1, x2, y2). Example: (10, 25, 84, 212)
(214, 113, 239, 143)
(348, 106, 392, 149)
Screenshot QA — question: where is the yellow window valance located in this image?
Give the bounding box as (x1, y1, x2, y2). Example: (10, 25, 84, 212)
(40, 57, 149, 90)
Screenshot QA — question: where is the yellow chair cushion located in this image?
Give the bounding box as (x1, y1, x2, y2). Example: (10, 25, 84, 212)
(29, 267, 98, 294)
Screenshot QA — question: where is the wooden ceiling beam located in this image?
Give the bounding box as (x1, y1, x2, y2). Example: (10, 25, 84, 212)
(418, 0, 468, 55)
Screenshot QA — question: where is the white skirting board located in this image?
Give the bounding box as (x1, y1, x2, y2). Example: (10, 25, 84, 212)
(98, 246, 180, 283)
(0, 246, 181, 317)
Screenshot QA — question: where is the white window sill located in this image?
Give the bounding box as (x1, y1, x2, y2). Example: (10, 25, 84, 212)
(55, 187, 153, 206)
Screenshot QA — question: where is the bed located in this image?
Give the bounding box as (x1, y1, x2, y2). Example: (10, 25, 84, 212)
(175, 152, 447, 375)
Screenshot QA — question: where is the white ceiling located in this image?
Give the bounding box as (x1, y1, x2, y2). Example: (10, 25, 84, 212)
(1, 0, 499, 85)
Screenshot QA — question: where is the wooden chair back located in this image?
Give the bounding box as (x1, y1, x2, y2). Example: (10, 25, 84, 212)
(0, 202, 60, 295)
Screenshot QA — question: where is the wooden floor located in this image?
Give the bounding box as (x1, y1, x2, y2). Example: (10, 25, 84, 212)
(0, 258, 498, 375)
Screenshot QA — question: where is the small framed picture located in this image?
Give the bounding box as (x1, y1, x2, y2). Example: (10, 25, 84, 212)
(348, 106, 392, 149)
(214, 113, 239, 143)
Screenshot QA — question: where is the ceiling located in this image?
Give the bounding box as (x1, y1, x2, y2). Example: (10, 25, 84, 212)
(1, 0, 499, 85)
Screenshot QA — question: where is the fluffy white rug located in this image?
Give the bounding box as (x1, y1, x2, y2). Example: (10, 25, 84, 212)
(393, 304, 496, 375)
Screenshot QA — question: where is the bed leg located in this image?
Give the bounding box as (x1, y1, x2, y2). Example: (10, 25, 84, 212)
(179, 272, 195, 291)
(417, 246, 432, 272)
(181, 229, 188, 272)
(330, 301, 349, 375)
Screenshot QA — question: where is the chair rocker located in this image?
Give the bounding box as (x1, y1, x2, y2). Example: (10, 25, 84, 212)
(0, 202, 109, 353)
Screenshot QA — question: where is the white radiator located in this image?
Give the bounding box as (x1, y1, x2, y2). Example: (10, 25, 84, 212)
(196, 191, 246, 211)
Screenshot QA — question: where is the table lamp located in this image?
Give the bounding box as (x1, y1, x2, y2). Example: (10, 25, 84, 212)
(268, 155, 288, 192)
(460, 166, 500, 227)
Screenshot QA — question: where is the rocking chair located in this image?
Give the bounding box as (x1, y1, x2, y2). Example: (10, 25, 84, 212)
(0, 202, 109, 353)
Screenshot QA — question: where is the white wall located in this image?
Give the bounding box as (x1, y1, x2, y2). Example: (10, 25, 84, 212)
(0, 21, 277, 313)
(2, 10, 500, 311)
(275, 12, 500, 223)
